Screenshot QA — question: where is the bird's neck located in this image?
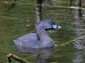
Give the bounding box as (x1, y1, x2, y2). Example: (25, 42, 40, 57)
(35, 24, 50, 41)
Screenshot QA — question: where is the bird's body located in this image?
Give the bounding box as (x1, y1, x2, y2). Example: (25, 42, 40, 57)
(14, 32, 54, 48)
(13, 19, 61, 49)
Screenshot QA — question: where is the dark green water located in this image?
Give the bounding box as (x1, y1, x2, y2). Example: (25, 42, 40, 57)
(0, 0, 85, 63)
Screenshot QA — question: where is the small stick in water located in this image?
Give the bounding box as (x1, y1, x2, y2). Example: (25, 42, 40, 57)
(7, 53, 28, 63)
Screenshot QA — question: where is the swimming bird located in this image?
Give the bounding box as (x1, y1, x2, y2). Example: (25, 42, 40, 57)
(13, 19, 61, 49)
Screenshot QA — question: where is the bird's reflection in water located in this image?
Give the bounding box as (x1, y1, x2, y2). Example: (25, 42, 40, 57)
(18, 47, 54, 63)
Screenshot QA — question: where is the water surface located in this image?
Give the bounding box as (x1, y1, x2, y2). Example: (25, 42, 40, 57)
(0, 0, 85, 63)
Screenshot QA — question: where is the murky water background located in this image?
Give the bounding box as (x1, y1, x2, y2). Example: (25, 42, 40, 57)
(0, 0, 85, 63)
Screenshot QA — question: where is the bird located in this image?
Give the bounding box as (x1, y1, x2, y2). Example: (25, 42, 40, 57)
(13, 19, 61, 49)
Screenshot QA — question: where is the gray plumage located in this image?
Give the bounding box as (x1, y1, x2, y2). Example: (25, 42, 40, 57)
(13, 19, 61, 49)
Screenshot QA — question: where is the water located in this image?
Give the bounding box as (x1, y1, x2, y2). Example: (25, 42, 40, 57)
(0, 0, 85, 63)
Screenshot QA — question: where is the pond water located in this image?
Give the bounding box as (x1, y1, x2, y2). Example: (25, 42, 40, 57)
(0, 0, 85, 63)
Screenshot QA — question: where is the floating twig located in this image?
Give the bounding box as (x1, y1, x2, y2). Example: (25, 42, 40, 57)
(7, 53, 28, 63)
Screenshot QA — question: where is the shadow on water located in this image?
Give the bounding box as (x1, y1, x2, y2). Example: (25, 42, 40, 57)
(17, 47, 54, 63)
(73, 50, 85, 63)
(69, 0, 85, 50)
(0, 0, 85, 63)
(69, 0, 85, 63)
